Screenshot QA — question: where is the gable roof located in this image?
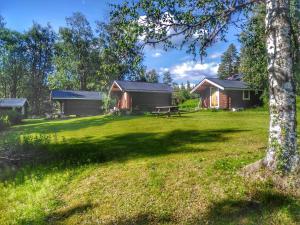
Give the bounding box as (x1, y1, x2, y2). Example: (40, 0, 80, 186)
(51, 90, 102, 100)
(0, 98, 28, 108)
(191, 77, 250, 93)
(227, 73, 243, 81)
(207, 78, 249, 89)
(111, 81, 173, 93)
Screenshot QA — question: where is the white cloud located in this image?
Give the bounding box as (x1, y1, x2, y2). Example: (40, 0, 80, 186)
(160, 61, 219, 83)
(152, 52, 162, 58)
(209, 52, 222, 59)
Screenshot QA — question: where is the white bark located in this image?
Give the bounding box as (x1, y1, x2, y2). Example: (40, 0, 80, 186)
(264, 0, 300, 173)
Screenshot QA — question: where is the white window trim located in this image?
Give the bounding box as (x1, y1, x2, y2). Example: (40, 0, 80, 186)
(210, 87, 219, 108)
(243, 90, 250, 100)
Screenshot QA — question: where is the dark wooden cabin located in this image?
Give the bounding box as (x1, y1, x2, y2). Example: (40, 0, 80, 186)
(0, 98, 29, 117)
(109, 81, 173, 112)
(191, 77, 262, 109)
(50, 90, 103, 116)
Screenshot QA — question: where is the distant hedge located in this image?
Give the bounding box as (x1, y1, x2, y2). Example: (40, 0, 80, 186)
(0, 111, 23, 131)
(179, 99, 199, 111)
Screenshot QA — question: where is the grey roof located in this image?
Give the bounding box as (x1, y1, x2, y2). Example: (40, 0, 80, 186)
(51, 90, 102, 100)
(0, 98, 28, 108)
(114, 81, 173, 93)
(206, 78, 250, 90)
(226, 73, 244, 81)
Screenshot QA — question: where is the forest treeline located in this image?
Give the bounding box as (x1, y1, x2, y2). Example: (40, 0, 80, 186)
(2, 4, 297, 115)
(0, 12, 148, 115)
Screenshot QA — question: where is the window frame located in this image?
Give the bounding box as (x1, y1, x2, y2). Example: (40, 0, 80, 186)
(210, 87, 220, 108)
(243, 90, 251, 101)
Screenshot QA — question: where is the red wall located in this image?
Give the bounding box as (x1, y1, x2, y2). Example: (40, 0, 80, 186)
(194, 81, 262, 109)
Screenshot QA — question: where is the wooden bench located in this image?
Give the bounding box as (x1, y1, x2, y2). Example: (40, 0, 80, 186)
(152, 106, 181, 117)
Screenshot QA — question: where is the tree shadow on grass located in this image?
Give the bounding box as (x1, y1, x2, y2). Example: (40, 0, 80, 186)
(46, 203, 95, 224)
(12, 113, 200, 136)
(45, 128, 248, 165)
(2, 128, 249, 183)
(194, 190, 300, 224)
(103, 212, 174, 225)
(98, 190, 300, 225)
(19, 203, 95, 225)
(12, 115, 137, 135)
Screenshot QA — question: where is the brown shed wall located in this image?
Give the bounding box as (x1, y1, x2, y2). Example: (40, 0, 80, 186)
(219, 90, 229, 109)
(113, 91, 172, 112)
(226, 90, 262, 108)
(131, 92, 172, 111)
(195, 83, 262, 109)
(200, 87, 210, 108)
(62, 99, 102, 116)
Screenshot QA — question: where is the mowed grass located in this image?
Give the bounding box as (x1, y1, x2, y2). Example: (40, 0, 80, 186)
(1, 109, 300, 224)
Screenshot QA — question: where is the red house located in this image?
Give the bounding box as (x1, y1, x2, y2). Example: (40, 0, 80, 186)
(190, 76, 262, 109)
(109, 81, 173, 112)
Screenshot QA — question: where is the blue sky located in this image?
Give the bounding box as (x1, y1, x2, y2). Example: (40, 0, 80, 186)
(0, 0, 241, 85)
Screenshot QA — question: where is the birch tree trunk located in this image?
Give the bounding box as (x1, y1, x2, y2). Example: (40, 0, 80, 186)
(264, 0, 300, 173)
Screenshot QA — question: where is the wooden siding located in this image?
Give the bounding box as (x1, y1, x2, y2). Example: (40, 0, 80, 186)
(196, 81, 211, 108)
(131, 92, 172, 111)
(194, 81, 262, 109)
(219, 91, 229, 109)
(118, 92, 132, 110)
(116, 91, 172, 112)
(225, 90, 262, 108)
(62, 99, 102, 116)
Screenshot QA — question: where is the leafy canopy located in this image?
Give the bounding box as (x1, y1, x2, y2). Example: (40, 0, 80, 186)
(111, 0, 257, 58)
(239, 5, 267, 93)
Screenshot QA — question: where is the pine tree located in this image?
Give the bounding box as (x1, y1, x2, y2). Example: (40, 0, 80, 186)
(186, 80, 191, 91)
(217, 44, 240, 79)
(145, 69, 159, 83)
(180, 82, 185, 90)
(0, 15, 5, 29)
(162, 71, 172, 85)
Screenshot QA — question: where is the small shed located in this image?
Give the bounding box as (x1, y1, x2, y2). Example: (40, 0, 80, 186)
(109, 81, 173, 112)
(50, 90, 103, 116)
(0, 98, 29, 117)
(190, 77, 262, 109)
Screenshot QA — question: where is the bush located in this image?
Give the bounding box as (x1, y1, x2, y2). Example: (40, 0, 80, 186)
(0, 110, 23, 131)
(179, 99, 199, 111)
(5, 110, 22, 125)
(0, 115, 10, 131)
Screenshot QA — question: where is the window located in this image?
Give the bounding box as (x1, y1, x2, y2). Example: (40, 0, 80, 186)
(243, 90, 250, 100)
(210, 87, 219, 108)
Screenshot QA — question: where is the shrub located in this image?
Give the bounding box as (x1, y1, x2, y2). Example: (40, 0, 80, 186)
(179, 99, 199, 111)
(5, 110, 22, 125)
(0, 110, 23, 131)
(0, 115, 10, 131)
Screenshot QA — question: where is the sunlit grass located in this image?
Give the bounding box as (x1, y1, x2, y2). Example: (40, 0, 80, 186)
(0, 109, 300, 224)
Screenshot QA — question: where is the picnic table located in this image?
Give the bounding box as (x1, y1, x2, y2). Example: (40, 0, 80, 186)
(152, 106, 181, 117)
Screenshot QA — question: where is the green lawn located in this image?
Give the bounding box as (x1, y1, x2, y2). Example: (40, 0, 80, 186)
(1, 110, 300, 224)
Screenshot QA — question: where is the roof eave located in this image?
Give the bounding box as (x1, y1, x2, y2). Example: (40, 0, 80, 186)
(223, 87, 252, 91)
(190, 78, 224, 93)
(124, 90, 172, 93)
(51, 98, 101, 101)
